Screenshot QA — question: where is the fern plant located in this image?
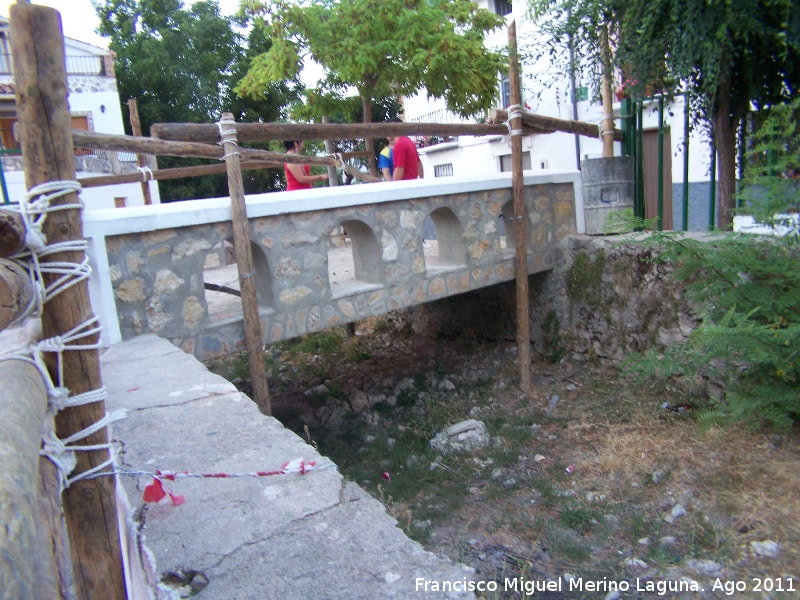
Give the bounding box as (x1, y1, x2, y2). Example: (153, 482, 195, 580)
(623, 101, 800, 429)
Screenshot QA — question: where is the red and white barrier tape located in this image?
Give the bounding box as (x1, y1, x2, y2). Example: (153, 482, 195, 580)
(129, 458, 333, 506)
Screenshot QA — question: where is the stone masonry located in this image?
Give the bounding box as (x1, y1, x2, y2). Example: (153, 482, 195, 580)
(91, 175, 580, 361)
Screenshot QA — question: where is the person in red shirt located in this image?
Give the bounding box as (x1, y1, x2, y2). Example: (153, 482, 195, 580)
(283, 140, 327, 190)
(388, 133, 424, 181)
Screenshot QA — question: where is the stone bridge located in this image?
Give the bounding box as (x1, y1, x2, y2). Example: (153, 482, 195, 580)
(85, 172, 585, 361)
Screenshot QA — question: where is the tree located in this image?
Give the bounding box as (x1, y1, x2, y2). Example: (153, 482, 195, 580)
(617, 0, 800, 229)
(236, 0, 507, 174)
(528, 0, 624, 157)
(93, 0, 294, 199)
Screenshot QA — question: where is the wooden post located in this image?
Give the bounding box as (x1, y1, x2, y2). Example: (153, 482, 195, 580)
(0, 359, 50, 600)
(600, 22, 615, 158)
(9, 5, 126, 599)
(509, 22, 532, 394)
(218, 113, 272, 415)
(126, 99, 153, 205)
(0, 258, 33, 330)
(322, 115, 339, 186)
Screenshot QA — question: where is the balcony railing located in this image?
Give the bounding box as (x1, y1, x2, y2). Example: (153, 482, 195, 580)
(0, 53, 106, 76)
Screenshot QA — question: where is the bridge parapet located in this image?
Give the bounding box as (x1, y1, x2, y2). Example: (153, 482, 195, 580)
(84, 172, 584, 361)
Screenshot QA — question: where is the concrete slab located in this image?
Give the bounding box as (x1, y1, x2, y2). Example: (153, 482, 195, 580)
(101, 334, 475, 599)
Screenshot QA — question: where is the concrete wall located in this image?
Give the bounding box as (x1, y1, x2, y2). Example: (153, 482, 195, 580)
(84, 173, 583, 360)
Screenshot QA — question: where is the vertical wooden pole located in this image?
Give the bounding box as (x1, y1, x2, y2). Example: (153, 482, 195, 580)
(9, 4, 126, 599)
(600, 22, 615, 158)
(218, 112, 272, 414)
(508, 22, 532, 394)
(126, 99, 153, 205)
(321, 115, 339, 187)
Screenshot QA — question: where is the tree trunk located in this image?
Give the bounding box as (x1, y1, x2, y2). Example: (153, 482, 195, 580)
(713, 75, 737, 230)
(361, 93, 378, 178)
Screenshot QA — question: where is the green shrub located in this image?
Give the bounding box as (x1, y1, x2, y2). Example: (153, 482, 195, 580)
(624, 101, 800, 429)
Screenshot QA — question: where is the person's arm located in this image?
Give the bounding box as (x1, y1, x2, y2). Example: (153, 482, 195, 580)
(417, 160, 424, 179)
(382, 167, 392, 181)
(286, 163, 326, 184)
(392, 167, 405, 181)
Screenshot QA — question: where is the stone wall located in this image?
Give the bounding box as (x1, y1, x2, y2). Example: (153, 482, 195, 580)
(100, 179, 577, 360)
(411, 234, 699, 364)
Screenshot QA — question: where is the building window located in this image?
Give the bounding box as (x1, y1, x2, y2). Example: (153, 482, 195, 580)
(493, 0, 512, 16)
(114, 197, 127, 208)
(500, 152, 531, 172)
(500, 73, 510, 109)
(434, 163, 454, 178)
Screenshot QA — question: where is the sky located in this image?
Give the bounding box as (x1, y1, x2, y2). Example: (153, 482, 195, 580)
(0, 0, 243, 49)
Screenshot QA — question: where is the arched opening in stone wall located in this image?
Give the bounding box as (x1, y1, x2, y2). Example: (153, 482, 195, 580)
(203, 239, 273, 323)
(500, 201, 515, 255)
(424, 207, 465, 273)
(328, 220, 383, 298)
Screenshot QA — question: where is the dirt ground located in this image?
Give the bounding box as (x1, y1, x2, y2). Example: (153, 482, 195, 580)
(207, 315, 800, 599)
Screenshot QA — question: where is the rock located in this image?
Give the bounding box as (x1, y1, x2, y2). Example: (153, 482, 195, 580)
(651, 470, 665, 484)
(545, 394, 560, 416)
(350, 390, 370, 411)
(664, 504, 686, 523)
(624, 558, 648, 569)
(659, 536, 677, 547)
(685, 559, 722, 574)
(430, 420, 490, 454)
(189, 572, 209, 592)
(638, 537, 651, 546)
(446, 419, 482, 436)
(750, 540, 780, 558)
(604, 591, 622, 600)
(440, 379, 456, 391)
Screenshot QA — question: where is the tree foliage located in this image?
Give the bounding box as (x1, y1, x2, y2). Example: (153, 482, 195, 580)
(624, 103, 800, 429)
(527, 0, 800, 229)
(527, 0, 622, 99)
(93, 0, 294, 200)
(236, 0, 507, 120)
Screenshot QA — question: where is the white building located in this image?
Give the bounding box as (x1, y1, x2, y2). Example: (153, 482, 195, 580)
(0, 16, 160, 209)
(403, 1, 716, 231)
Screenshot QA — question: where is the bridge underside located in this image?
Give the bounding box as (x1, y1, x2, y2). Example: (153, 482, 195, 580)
(85, 173, 581, 361)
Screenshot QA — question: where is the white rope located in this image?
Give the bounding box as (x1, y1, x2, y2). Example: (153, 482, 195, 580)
(504, 104, 524, 139)
(137, 166, 153, 182)
(2, 179, 122, 492)
(217, 115, 240, 159)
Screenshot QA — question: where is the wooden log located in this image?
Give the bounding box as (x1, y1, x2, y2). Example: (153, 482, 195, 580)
(490, 108, 624, 142)
(79, 160, 280, 189)
(508, 22, 532, 395)
(0, 209, 26, 257)
(150, 121, 513, 143)
(218, 113, 272, 415)
(72, 130, 379, 183)
(0, 258, 33, 331)
(0, 358, 50, 600)
(9, 5, 126, 599)
(126, 99, 153, 205)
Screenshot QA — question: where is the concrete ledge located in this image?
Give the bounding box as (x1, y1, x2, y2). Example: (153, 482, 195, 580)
(102, 334, 474, 599)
